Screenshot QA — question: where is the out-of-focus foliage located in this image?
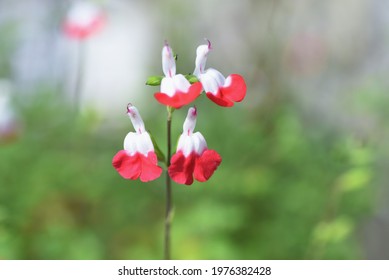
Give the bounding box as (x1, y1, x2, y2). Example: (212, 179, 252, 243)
(0, 0, 386, 260)
(0, 23, 16, 77)
(0, 89, 376, 259)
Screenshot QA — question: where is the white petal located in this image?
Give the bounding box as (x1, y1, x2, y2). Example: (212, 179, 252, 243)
(172, 74, 191, 93)
(135, 132, 154, 156)
(199, 68, 225, 94)
(160, 77, 175, 97)
(177, 108, 208, 157)
(193, 44, 210, 77)
(176, 132, 207, 157)
(224, 75, 233, 87)
(66, 1, 101, 28)
(127, 104, 145, 133)
(192, 132, 207, 155)
(162, 44, 176, 78)
(177, 134, 193, 157)
(123, 131, 154, 156)
(123, 132, 138, 155)
(160, 75, 191, 97)
(183, 107, 197, 135)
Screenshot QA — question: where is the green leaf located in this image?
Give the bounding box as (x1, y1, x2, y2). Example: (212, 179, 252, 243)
(148, 131, 166, 164)
(145, 76, 163, 86)
(185, 74, 199, 84)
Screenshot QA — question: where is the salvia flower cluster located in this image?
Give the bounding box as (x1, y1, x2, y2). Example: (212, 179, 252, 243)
(112, 40, 246, 185)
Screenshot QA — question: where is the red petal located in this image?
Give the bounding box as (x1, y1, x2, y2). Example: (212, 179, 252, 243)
(139, 152, 163, 182)
(222, 74, 246, 102)
(168, 151, 196, 185)
(64, 15, 105, 39)
(154, 82, 202, 109)
(112, 150, 141, 180)
(194, 149, 222, 182)
(205, 74, 246, 107)
(206, 91, 234, 107)
(112, 151, 162, 182)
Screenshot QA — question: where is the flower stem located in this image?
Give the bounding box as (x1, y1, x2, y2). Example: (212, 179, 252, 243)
(74, 40, 85, 114)
(164, 106, 174, 260)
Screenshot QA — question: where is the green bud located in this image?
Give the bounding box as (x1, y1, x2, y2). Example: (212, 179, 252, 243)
(185, 74, 199, 84)
(146, 76, 163, 86)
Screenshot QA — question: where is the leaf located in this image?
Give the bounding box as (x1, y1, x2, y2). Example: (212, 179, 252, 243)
(145, 76, 163, 86)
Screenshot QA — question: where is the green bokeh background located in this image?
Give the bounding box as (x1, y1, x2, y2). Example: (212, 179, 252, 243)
(0, 0, 387, 259)
(0, 89, 378, 259)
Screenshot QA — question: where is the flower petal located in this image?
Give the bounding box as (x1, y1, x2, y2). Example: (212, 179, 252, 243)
(191, 132, 207, 155)
(112, 150, 141, 180)
(222, 74, 247, 102)
(168, 151, 196, 185)
(64, 16, 104, 39)
(127, 104, 146, 133)
(123, 131, 154, 156)
(193, 42, 211, 77)
(205, 92, 234, 107)
(162, 43, 176, 77)
(194, 149, 222, 182)
(205, 74, 246, 107)
(123, 132, 138, 155)
(154, 81, 202, 109)
(160, 75, 191, 97)
(200, 68, 225, 94)
(139, 151, 163, 182)
(112, 150, 162, 181)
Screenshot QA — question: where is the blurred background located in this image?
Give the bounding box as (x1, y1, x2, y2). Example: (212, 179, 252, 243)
(0, 0, 388, 259)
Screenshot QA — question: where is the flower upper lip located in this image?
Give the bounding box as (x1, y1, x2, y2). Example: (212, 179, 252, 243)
(126, 103, 133, 113)
(205, 38, 212, 50)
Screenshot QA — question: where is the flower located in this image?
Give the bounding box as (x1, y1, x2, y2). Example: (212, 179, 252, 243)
(112, 104, 162, 182)
(64, 1, 105, 40)
(168, 107, 222, 185)
(154, 42, 202, 109)
(194, 40, 247, 107)
(0, 87, 19, 143)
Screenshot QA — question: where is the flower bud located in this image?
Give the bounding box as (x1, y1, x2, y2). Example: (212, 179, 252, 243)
(146, 76, 164, 86)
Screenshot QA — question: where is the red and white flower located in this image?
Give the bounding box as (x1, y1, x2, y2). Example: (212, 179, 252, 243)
(64, 1, 105, 40)
(194, 40, 247, 107)
(154, 42, 202, 109)
(0, 88, 19, 143)
(168, 107, 222, 185)
(112, 104, 162, 182)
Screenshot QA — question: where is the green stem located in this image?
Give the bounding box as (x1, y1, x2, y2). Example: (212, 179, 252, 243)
(164, 107, 173, 259)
